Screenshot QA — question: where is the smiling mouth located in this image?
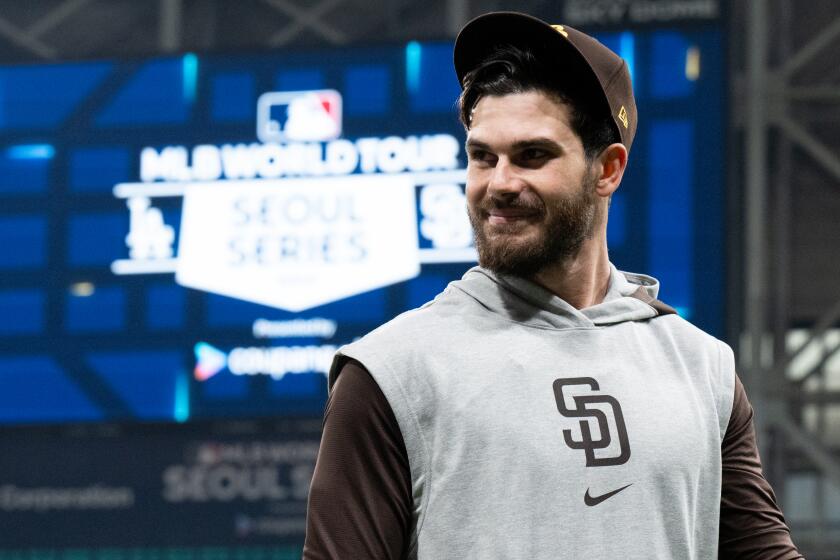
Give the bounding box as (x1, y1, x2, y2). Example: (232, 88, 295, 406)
(486, 209, 540, 226)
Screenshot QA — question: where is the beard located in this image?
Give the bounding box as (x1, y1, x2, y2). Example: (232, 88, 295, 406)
(467, 169, 599, 277)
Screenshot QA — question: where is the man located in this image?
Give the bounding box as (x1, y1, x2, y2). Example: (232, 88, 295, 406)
(304, 12, 802, 560)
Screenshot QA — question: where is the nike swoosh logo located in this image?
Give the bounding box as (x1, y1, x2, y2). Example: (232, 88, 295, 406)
(584, 483, 633, 506)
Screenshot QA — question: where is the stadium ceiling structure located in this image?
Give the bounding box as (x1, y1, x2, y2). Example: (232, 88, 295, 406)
(732, 0, 840, 556)
(0, 0, 507, 61)
(1, 0, 840, 556)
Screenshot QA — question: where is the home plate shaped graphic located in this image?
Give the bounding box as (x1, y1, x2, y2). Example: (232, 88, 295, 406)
(175, 175, 420, 312)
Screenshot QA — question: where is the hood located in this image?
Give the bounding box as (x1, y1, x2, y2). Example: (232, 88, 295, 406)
(450, 264, 662, 330)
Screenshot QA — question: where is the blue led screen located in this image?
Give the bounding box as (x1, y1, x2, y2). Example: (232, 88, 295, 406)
(0, 29, 725, 426)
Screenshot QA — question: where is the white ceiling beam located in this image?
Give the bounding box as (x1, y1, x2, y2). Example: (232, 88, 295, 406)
(446, 0, 468, 37)
(0, 0, 95, 60)
(28, 0, 94, 38)
(777, 115, 840, 184)
(263, 0, 348, 46)
(779, 15, 840, 78)
(159, 0, 183, 52)
(0, 14, 56, 59)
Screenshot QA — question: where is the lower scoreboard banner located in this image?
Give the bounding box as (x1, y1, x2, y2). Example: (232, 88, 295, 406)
(0, 419, 320, 549)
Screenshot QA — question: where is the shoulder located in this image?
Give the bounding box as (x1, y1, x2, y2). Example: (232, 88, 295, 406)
(327, 283, 472, 384)
(649, 312, 733, 359)
(355, 282, 477, 344)
(646, 313, 736, 435)
(646, 313, 736, 389)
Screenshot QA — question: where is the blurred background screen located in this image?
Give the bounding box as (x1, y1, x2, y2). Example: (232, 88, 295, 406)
(0, 28, 724, 427)
(0, 15, 728, 558)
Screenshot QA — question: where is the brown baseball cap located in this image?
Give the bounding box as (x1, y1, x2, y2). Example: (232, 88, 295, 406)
(454, 11, 637, 153)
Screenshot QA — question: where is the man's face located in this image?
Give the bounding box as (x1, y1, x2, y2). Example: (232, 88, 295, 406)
(465, 90, 599, 276)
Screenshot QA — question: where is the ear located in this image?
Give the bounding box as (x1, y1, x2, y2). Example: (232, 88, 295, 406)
(593, 143, 628, 198)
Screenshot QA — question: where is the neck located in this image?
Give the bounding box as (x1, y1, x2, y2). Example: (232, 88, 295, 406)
(529, 231, 611, 310)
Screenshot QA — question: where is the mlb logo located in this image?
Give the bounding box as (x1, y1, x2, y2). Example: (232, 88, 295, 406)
(256, 89, 342, 143)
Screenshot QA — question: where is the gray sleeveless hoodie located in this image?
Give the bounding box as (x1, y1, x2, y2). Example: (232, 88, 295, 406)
(331, 265, 735, 559)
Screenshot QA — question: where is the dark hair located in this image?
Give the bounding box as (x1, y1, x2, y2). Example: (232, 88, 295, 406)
(458, 45, 618, 161)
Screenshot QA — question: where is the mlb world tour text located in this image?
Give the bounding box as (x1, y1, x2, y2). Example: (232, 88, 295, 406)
(140, 134, 460, 182)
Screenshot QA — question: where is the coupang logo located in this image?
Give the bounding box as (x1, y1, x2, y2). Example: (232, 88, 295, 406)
(111, 89, 474, 311)
(192, 338, 337, 382)
(194, 342, 226, 381)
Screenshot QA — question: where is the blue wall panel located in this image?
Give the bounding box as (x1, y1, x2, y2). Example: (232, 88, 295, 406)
(0, 290, 44, 334)
(146, 284, 186, 330)
(275, 69, 324, 91)
(65, 287, 126, 332)
(68, 213, 129, 266)
(407, 42, 461, 113)
(211, 73, 255, 122)
(0, 216, 46, 268)
(0, 150, 51, 195)
(344, 65, 391, 116)
(650, 32, 696, 99)
(97, 59, 191, 126)
(69, 147, 131, 192)
(0, 356, 101, 422)
(87, 351, 184, 420)
(648, 120, 694, 316)
(0, 63, 111, 129)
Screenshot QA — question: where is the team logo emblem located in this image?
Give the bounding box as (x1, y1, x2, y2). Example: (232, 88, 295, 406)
(618, 106, 629, 129)
(256, 89, 342, 143)
(553, 377, 631, 467)
(551, 24, 569, 38)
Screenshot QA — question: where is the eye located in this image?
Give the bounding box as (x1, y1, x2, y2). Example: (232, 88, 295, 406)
(520, 148, 548, 161)
(515, 147, 554, 168)
(467, 149, 497, 166)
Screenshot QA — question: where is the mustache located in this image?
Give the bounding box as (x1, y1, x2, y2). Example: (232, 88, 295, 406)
(479, 193, 545, 214)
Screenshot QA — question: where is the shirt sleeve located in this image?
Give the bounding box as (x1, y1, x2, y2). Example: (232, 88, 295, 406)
(303, 359, 413, 560)
(718, 374, 804, 559)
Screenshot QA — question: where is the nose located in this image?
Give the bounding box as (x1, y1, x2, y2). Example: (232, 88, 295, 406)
(487, 158, 526, 200)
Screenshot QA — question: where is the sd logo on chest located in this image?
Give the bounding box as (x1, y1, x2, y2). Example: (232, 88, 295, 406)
(553, 377, 631, 467)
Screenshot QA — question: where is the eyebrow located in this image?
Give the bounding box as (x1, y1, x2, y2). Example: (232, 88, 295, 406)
(465, 137, 564, 153)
